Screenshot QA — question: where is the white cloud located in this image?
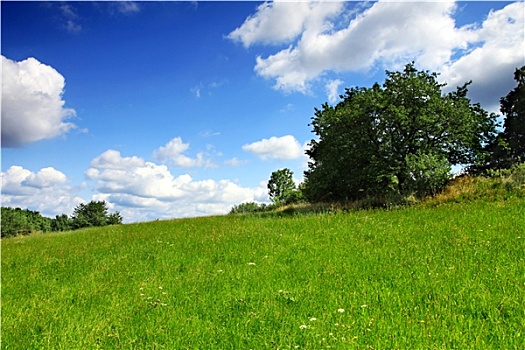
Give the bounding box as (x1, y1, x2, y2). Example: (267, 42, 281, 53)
(250, 2, 463, 93)
(60, 4, 78, 19)
(439, 2, 525, 112)
(86, 150, 268, 222)
(325, 79, 343, 104)
(232, 1, 524, 110)
(1, 56, 77, 147)
(242, 135, 304, 160)
(59, 4, 82, 32)
(224, 157, 249, 167)
(117, 2, 140, 14)
(191, 85, 201, 98)
(0, 165, 83, 217)
(228, 1, 344, 48)
(22, 167, 67, 189)
(153, 137, 215, 168)
(90, 149, 145, 170)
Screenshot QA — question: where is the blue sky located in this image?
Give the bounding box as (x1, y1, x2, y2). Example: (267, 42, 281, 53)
(2, 1, 524, 222)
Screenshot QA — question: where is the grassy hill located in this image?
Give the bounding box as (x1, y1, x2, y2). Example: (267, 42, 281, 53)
(2, 190, 525, 348)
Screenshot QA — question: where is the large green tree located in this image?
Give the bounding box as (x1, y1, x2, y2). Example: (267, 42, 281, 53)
(500, 66, 525, 164)
(472, 66, 525, 172)
(304, 63, 498, 202)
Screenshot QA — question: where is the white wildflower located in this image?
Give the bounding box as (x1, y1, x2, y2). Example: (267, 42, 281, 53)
(337, 308, 345, 313)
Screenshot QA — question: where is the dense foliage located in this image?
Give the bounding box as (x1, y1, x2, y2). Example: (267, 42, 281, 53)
(303, 63, 498, 203)
(0, 207, 52, 237)
(479, 66, 525, 171)
(500, 66, 525, 164)
(1, 201, 122, 238)
(70, 200, 123, 229)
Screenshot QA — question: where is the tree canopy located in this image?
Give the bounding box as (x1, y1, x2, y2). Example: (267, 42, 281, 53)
(70, 201, 122, 229)
(267, 168, 302, 205)
(500, 66, 525, 164)
(303, 63, 498, 202)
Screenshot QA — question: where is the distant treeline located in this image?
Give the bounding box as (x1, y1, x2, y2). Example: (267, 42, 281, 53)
(1, 201, 122, 238)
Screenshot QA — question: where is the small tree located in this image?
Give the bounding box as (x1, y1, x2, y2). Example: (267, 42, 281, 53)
(71, 201, 107, 229)
(107, 212, 123, 225)
(70, 201, 122, 229)
(268, 168, 302, 205)
(51, 214, 72, 232)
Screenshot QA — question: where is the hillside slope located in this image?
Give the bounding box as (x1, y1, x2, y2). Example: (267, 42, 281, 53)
(2, 199, 524, 349)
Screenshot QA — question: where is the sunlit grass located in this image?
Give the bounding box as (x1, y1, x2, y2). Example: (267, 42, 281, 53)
(2, 200, 524, 349)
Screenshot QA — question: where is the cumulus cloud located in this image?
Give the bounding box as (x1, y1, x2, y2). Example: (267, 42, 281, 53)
(242, 135, 304, 160)
(153, 137, 215, 168)
(1, 56, 77, 148)
(326, 79, 343, 104)
(86, 150, 268, 221)
(0, 165, 83, 217)
(228, 1, 343, 48)
(231, 1, 524, 109)
(248, 2, 465, 93)
(439, 2, 525, 112)
(22, 167, 67, 188)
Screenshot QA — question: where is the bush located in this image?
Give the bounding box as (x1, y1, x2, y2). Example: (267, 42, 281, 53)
(229, 202, 274, 215)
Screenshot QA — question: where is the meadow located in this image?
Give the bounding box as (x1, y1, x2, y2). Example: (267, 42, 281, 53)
(2, 199, 524, 349)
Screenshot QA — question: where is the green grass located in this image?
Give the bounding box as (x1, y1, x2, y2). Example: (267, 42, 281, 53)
(2, 200, 525, 349)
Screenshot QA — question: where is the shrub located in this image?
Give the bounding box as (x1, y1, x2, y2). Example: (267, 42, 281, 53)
(229, 202, 273, 215)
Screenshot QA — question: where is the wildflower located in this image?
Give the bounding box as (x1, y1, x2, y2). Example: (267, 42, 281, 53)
(248, 262, 256, 266)
(337, 308, 345, 313)
(361, 304, 368, 308)
(309, 317, 317, 322)
(159, 286, 163, 290)
(299, 325, 308, 329)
